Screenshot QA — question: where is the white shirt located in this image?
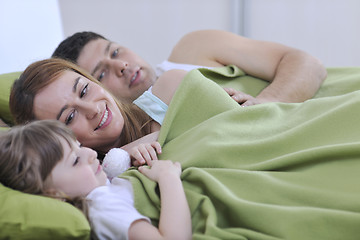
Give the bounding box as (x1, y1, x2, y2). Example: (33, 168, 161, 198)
(133, 61, 213, 124)
(155, 60, 212, 77)
(133, 86, 168, 125)
(86, 178, 150, 240)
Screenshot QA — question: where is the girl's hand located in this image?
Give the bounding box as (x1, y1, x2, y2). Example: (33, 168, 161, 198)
(138, 160, 181, 182)
(129, 142, 162, 167)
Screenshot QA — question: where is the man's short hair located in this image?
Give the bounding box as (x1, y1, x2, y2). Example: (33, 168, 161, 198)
(52, 31, 106, 63)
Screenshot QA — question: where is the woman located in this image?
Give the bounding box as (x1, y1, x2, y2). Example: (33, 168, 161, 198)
(10, 58, 185, 162)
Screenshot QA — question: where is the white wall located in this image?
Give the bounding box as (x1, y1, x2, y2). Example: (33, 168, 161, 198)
(1, 0, 359, 75)
(243, 0, 360, 67)
(58, 0, 241, 69)
(0, 0, 64, 74)
(58, 0, 360, 68)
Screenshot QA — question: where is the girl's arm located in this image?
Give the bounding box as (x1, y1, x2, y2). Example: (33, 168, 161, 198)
(128, 160, 192, 240)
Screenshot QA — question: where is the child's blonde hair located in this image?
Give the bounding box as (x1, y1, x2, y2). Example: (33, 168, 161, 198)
(0, 120, 88, 216)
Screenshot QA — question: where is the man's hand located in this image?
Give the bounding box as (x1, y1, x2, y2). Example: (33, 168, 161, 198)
(224, 87, 263, 106)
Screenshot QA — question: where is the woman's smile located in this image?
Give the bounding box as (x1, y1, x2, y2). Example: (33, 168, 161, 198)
(95, 106, 112, 131)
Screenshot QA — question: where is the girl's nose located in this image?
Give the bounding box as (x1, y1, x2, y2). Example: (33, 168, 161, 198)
(85, 147, 98, 164)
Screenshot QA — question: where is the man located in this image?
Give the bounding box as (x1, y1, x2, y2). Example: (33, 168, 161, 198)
(52, 29, 327, 106)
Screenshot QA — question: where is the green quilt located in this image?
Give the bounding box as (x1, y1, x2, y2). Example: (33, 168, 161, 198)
(122, 66, 360, 240)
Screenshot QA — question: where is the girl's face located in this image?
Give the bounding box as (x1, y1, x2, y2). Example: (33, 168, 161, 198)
(46, 138, 107, 198)
(34, 70, 124, 152)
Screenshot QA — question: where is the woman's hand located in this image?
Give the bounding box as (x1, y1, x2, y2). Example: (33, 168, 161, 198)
(128, 141, 162, 167)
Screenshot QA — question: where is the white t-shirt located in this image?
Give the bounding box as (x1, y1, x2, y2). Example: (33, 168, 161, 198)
(155, 60, 212, 77)
(86, 178, 150, 240)
(133, 61, 214, 124)
(133, 86, 168, 125)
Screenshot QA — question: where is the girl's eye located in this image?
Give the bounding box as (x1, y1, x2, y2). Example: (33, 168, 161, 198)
(111, 49, 119, 58)
(98, 72, 105, 82)
(65, 111, 75, 125)
(73, 157, 79, 166)
(80, 83, 89, 98)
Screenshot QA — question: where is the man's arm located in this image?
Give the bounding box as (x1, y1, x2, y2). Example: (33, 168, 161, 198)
(168, 29, 327, 105)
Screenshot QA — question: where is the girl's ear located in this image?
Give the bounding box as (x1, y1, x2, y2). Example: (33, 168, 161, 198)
(43, 176, 69, 202)
(44, 188, 67, 202)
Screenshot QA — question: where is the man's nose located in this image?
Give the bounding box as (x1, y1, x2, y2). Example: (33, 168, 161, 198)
(111, 59, 128, 77)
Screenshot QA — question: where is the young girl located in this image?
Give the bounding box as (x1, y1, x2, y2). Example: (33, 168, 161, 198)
(0, 120, 191, 240)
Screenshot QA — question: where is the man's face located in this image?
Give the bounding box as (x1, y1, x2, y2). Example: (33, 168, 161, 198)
(77, 39, 157, 102)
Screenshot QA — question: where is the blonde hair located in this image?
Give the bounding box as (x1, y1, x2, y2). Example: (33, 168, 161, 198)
(9, 58, 152, 155)
(0, 120, 88, 217)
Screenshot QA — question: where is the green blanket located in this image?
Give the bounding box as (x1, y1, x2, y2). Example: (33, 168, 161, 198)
(122, 66, 360, 240)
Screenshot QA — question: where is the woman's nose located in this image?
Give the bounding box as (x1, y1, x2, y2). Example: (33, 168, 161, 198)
(81, 102, 101, 120)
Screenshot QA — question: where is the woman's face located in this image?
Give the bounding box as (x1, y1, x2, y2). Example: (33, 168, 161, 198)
(77, 38, 157, 102)
(33, 70, 124, 152)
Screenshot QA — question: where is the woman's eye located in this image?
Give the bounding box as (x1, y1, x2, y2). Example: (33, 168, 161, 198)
(73, 157, 79, 166)
(65, 111, 75, 125)
(111, 49, 119, 58)
(98, 72, 105, 82)
(80, 83, 89, 98)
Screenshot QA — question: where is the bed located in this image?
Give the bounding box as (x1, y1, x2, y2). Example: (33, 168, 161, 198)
(1, 65, 360, 239)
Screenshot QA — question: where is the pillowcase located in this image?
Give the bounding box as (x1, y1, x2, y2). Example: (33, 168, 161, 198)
(0, 183, 91, 239)
(0, 71, 21, 126)
(0, 72, 91, 238)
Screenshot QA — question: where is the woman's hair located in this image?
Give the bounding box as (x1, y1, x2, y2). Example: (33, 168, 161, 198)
(0, 120, 88, 216)
(52, 31, 106, 63)
(9, 58, 152, 154)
